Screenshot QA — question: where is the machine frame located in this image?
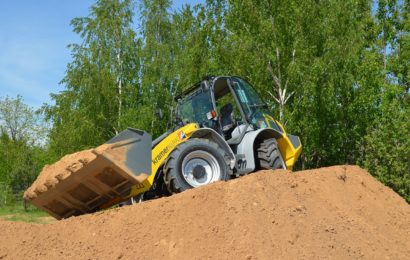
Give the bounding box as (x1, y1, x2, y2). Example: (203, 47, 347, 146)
(118, 76, 302, 204)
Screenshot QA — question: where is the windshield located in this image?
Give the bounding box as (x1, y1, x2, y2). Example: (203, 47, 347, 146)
(230, 77, 270, 124)
(231, 77, 265, 107)
(229, 77, 282, 132)
(177, 89, 214, 127)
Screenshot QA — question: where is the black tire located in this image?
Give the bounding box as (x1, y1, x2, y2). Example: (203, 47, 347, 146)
(164, 138, 232, 193)
(256, 138, 286, 170)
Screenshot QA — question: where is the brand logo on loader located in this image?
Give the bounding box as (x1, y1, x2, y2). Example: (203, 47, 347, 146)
(153, 146, 169, 165)
(178, 131, 186, 140)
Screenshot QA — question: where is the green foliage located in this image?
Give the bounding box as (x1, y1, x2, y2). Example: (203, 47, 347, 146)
(360, 86, 410, 202)
(44, 0, 142, 157)
(138, 0, 175, 136)
(0, 96, 50, 207)
(0, 95, 47, 144)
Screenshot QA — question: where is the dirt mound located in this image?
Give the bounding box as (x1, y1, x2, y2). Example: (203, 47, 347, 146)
(1, 166, 409, 259)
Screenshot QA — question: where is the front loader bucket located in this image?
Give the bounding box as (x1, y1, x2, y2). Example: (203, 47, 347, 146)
(23, 128, 152, 219)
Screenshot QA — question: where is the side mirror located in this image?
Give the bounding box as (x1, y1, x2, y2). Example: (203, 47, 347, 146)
(155, 109, 163, 120)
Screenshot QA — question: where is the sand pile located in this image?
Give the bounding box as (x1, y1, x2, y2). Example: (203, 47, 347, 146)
(1, 166, 409, 259)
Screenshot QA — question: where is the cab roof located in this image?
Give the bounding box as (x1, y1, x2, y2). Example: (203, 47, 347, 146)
(174, 76, 235, 102)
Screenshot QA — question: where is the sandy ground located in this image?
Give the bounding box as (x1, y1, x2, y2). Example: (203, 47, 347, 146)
(1, 165, 409, 259)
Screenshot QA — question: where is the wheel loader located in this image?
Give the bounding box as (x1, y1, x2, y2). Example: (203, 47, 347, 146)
(24, 76, 302, 219)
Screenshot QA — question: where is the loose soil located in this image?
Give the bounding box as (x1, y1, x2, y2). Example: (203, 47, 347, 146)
(23, 149, 96, 200)
(2, 166, 409, 259)
(23, 141, 150, 220)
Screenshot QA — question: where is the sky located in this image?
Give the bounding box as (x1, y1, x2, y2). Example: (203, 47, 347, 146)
(0, 0, 202, 109)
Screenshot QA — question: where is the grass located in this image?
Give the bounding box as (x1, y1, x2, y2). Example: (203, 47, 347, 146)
(0, 203, 54, 224)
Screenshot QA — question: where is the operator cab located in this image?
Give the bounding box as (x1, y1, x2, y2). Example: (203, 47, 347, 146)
(212, 77, 242, 140)
(175, 76, 283, 141)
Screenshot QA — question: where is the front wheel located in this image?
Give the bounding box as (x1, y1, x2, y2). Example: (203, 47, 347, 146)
(256, 138, 286, 170)
(164, 138, 232, 193)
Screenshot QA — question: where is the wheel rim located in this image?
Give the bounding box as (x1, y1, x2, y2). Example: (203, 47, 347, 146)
(181, 150, 221, 187)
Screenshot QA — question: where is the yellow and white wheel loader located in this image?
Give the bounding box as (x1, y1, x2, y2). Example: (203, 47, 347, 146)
(24, 76, 302, 219)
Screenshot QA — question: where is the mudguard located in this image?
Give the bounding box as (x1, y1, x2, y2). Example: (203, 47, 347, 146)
(235, 127, 302, 173)
(191, 128, 236, 169)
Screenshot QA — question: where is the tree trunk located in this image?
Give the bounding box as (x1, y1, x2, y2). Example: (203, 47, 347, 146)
(267, 48, 294, 123)
(23, 199, 28, 211)
(117, 77, 122, 135)
(116, 52, 122, 135)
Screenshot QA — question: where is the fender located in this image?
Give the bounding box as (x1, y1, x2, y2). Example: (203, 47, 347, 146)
(236, 128, 301, 173)
(191, 128, 236, 169)
(126, 123, 200, 198)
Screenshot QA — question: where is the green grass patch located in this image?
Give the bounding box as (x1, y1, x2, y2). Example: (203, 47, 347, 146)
(0, 203, 54, 224)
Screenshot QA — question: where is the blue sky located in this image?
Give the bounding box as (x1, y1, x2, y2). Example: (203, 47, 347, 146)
(0, 0, 202, 108)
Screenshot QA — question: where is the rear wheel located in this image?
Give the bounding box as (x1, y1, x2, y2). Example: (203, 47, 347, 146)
(256, 138, 286, 170)
(164, 138, 232, 193)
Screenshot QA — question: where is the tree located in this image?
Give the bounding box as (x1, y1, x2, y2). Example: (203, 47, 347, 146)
(138, 0, 175, 136)
(0, 95, 46, 144)
(171, 4, 212, 89)
(360, 85, 410, 202)
(0, 96, 49, 207)
(389, 0, 410, 93)
(358, 0, 410, 202)
(44, 0, 141, 156)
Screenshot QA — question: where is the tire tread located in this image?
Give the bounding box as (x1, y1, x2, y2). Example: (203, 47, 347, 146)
(256, 138, 285, 170)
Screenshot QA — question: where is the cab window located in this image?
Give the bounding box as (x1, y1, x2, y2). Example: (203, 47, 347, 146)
(177, 89, 214, 127)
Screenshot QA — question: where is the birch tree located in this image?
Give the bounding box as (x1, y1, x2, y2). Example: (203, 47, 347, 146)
(267, 49, 295, 123)
(45, 0, 141, 155)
